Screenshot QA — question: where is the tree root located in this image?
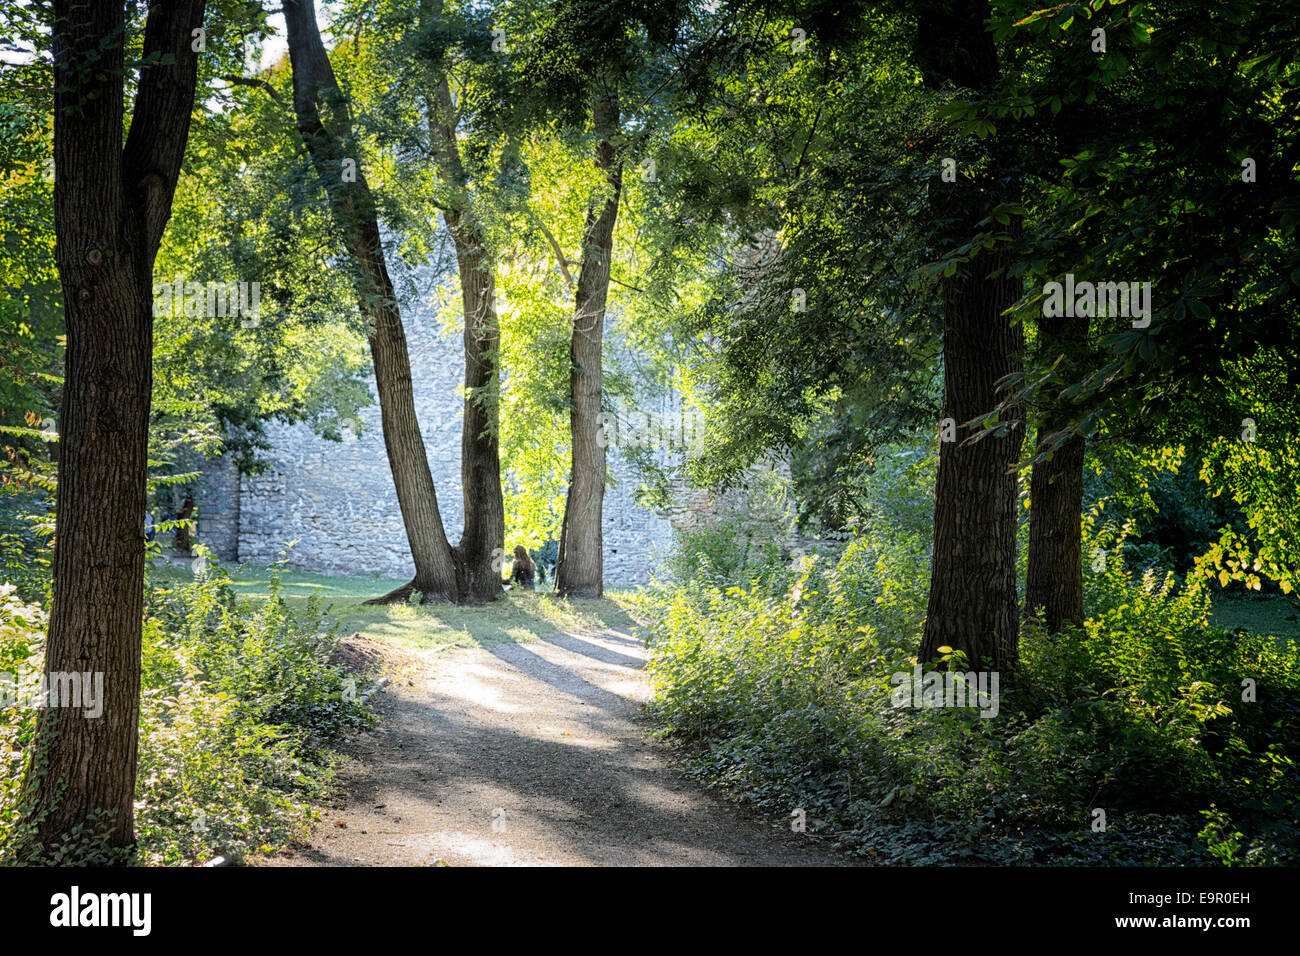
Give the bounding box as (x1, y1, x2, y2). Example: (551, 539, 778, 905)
(363, 579, 455, 606)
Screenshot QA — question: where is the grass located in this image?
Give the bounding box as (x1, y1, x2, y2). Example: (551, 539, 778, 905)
(153, 558, 1300, 655)
(1210, 592, 1300, 649)
(149, 559, 639, 652)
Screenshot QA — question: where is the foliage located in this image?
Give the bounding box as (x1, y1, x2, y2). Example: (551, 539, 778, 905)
(0, 555, 375, 866)
(634, 461, 1300, 866)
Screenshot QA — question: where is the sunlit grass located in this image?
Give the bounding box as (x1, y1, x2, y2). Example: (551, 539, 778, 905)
(149, 561, 641, 651)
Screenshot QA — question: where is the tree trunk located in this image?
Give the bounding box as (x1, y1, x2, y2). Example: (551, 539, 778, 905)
(367, 289, 459, 603)
(914, 0, 1025, 673)
(918, 231, 1026, 672)
(1024, 101, 1095, 633)
(556, 93, 622, 599)
(24, 0, 207, 857)
(1025, 427, 1085, 631)
(450, 235, 505, 604)
(283, 0, 458, 603)
(426, 76, 504, 605)
(1024, 312, 1088, 632)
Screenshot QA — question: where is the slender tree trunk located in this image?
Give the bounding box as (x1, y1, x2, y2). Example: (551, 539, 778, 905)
(1024, 313, 1088, 631)
(556, 93, 622, 599)
(283, 0, 458, 603)
(367, 288, 459, 603)
(914, 0, 1025, 673)
(1024, 102, 1095, 633)
(426, 76, 504, 605)
(24, 0, 207, 857)
(1025, 428, 1085, 631)
(450, 236, 505, 603)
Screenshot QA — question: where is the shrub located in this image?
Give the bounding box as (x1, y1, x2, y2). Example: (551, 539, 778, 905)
(637, 485, 1300, 865)
(0, 556, 376, 865)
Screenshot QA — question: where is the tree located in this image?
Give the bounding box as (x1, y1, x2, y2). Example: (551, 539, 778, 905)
(282, 0, 461, 603)
(497, 0, 687, 597)
(555, 90, 622, 598)
(984, 0, 1300, 629)
(23, 0, 207, 856)
(1023, 311, 1088, 632)
(909, 0, 1026, 674)
(425, 67, 506, 604)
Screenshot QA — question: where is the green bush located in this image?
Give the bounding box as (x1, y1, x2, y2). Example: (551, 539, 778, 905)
(639, 498, 1300, 865)
(0, 556, 376, 865)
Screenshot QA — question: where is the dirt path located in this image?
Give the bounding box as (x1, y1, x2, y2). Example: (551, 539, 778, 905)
(260, 602, 852, 867)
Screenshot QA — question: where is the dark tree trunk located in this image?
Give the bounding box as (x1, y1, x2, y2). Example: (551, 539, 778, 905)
(1024, 102, 1095, 633)
(283, 0, 458, 603)
(1024, 312, 1088, 632)
(914, 0, 1025, 673)
(24, 0, 207, 857)
(450, 235, 504, 604)
(1025, 427, 1085, 631)
(427, 76, 504, 605)
(556, 93, 622, 599)
(173, 494, 194, 553)
(918, 231, 1026, 672)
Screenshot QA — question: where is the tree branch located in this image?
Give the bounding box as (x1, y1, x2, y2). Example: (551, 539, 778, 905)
(122, 0, 208, 256)
(532, 216, 575, 288)
(219, 74, 288, 112)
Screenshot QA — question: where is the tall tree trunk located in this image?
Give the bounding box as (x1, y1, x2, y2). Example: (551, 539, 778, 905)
(914, 0, 1025, 673)
(24, 0, 207, 857)
(283, 0, 458, 603)
(1024, 312, 1087, 632)
(1024, 429, 1085, 631)
(918, 231, 1026, 672)
(450, 236, 504, 603)
(427, 76, 504, 605)
(1024, 102, 1095, 633)
(556, 93, 622, 599)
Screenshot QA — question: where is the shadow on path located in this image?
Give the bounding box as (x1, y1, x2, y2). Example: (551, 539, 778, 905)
(262, 596, 855, 867)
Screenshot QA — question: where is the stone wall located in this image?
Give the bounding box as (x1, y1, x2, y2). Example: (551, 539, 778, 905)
(195, 456, 240, 561)
(196, 261, 675, 585)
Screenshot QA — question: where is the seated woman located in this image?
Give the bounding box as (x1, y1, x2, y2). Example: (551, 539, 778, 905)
(510, 545, 536, 590)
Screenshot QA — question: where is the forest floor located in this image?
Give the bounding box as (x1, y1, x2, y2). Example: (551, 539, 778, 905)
(251, 590, 852, 867)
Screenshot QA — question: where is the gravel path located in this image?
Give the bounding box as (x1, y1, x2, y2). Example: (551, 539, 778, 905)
(260, 604, 852, 867)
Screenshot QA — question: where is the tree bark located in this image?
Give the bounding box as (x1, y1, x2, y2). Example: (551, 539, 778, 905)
(426, 76, 504, 605)
(450, 255, 505, 604)
(914, 0, 1025, 673)
(1025, 428, 1085, 631)
(556, 93, 622, 599)
(1024, 101, 1096, 633)
(1024, 312, 1088, 632)
(918, 229, 1025, 672)
(283, 0, 458, 603)
(24, 0, 207, 857)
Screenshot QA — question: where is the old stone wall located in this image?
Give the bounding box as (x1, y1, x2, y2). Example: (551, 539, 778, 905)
(194, 261, 675, 585)
(194, 456, 240, 561)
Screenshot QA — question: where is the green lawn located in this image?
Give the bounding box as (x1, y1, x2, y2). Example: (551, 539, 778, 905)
(149, 560, 638, 651)
(151, 559, 1299, 657)
(1210, 592, 1300, 649)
